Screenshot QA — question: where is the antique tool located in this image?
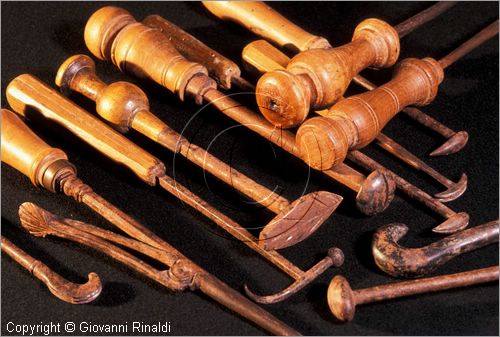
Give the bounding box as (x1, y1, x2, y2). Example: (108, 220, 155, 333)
(142, 15, 253, 91)
(202, 1, 468, 156)
(296, 20, 499, 171)
(5, 78, 344, 304)
(327, 266, 499, 322)
(372, 220, 499, 278)
(17, 203, 300, 335)
(1, 108, 166, 249)
(84, 6, 397, 217)
(241, 40, 467, 202)
(1, 235, 102, 304)
(56, 54, 343, 251)
(144, 13, 468, 234)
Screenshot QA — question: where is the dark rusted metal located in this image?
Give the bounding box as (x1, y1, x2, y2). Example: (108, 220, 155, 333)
(1, 235, 102, 304)
(439, 20, 499, 69)
(244, 247, 344, 304)
(372, 220, 499, 278)
(18, 202, 301, 336)
(394, 2, 458, 38)
(347, 151, 469, 234)
(327, 266, 499, 322)
(375, 133, 467, 202)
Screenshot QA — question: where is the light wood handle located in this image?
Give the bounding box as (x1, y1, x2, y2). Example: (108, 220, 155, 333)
(6, 74, 165, 185)
(256, 19, 399, 128)
(1, 108, 71, 190)
(242, 40, 290, 74)
(202, 1, 331, 53)
(143, 15, 240, 90)
(296, 58, 444, 170)
(84, 6, 209, 102)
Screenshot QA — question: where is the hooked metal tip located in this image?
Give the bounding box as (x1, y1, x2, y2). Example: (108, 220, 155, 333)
(429, 131, 469, 156)
(46, 272, 103, 304)
(356, 170, 396, 216)
(434, 173, 468, 202)
(258, 191, 342, 251)
(432, 212, 470, 234)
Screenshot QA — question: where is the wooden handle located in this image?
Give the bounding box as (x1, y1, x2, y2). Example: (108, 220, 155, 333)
(6, 74, 165, 185)
(143, 15, 240, 90)
(202, 1, 331, 53)
(242, 40, 290, 74)
(256, 18, 400, 128)
(1, 108, 73, 191)
(84, 6, 209, 102)
(296, 57, 444, 170)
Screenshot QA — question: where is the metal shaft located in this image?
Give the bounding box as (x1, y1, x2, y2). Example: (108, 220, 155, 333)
(355, 266, 499, 305)
(439, 19, 499, 69)
(394, 2, 458, 38)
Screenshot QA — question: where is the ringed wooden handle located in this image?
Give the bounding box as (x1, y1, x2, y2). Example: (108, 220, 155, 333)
(143, 15, 240, 90)
(84, 6, 208, 101)
(6, 74, 165, 185)
(296, 57, 444, 170)
(255, 18, 400, 128)
(202, 1, 331, 53)
(1, 108, 72, 190)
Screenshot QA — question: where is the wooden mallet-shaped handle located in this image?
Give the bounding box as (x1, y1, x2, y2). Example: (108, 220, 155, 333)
(297, 57, 444, 170)
(256, 19, 399, 128)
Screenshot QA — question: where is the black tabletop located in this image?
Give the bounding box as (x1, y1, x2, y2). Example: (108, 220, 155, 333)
(1, 2, 498, 336)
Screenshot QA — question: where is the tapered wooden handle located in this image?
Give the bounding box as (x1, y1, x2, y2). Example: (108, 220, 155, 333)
(84, 6, 208, 101)
(242, 40, 289, 74)
(6, 74, 165, 185)
(143, 15, 240, 90)
(202, 1, 331, 52)
(1, 108, 70, 189)
(296, 58, 444, 170)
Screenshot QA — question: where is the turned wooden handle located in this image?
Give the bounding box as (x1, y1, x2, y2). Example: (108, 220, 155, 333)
(202, 1, 331, 52)
(1, 108, 71, 189)
(6, 74, 165, 185)
(143, 15, 240, 90)
(85, 6, 208, 101)
(242, 40, 290, 74)
(255, 19, 400, 128)
(296, 58, 444, 170)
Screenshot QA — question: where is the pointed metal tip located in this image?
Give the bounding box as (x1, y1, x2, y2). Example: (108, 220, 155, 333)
(434, 173, 468, 202)
(432, 212, 470, 234)
(430, 131, 469, 156)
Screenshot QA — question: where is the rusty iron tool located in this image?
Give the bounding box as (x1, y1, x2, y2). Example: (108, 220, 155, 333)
(55, 54, 343, 251)
(241, 40, 467, 202)
(202, 1, 468, 156)
(1, 235, 102, 304)
(4, 78, 344, 304)
(83, 6, 397, 217)
(17, 202, 301, 335)
(372, 219, 499, 278)
(328, 266, 499, 322)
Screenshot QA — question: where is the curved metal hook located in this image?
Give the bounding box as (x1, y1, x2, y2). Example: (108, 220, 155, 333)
(372, 219, 499, 278)
(1, 236, 102, 304)
(244, 247, 344, 304)
(433, 173, 467, 202)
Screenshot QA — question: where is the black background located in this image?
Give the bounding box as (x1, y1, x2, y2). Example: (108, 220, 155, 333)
(1, 1, 499, 336)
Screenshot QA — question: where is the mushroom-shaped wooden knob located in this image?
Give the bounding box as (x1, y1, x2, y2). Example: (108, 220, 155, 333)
(297, 57, 444, 170)
(1, 108, 75, 192)
(56, 55, 150, 133)
(84, 6, 208, 101)
(327, 275, 356, 322)
(256, 18, 400, 128)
